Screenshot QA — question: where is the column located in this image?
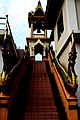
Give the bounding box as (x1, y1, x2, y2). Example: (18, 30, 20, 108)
(45, 30, 47, 38)
(31, 22, 33, 38)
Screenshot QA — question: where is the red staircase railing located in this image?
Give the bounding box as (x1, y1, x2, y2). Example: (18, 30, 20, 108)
(48, 47, 78, 120)
(0, 53, 30, 120)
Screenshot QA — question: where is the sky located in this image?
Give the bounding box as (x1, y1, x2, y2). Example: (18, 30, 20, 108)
(0, 0, 47, 49)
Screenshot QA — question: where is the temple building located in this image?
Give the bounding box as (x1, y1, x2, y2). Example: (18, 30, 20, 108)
(26, 0, 49, 60)
(0, 0, 79, 120)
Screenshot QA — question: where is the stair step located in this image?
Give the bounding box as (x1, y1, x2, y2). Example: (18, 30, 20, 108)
(24, 112, 59, 119)
(24, 61, 59, 120)
(26, 106, 57, 112)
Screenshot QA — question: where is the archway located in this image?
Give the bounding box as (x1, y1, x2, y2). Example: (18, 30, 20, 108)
(35, 53, 42, 61)
(34, 43, 43, 61)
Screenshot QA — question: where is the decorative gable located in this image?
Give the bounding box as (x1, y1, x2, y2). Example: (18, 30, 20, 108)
(28, 0, 45, 33)
(34, 39, 44, 47)
(34, 0, 45, 16)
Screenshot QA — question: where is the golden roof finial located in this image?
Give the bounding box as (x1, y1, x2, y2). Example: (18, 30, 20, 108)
(38, 0, 41, 6)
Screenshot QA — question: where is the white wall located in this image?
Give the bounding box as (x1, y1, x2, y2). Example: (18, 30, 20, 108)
(66, 0, 78, 32)
(54, 0, 78, 56)
(53, 0, 80, 106)
(59, 43, 71, 71)
(75, 42, 80, 106)
(75, 0, 80, 29)
(54, 0, 69, 56)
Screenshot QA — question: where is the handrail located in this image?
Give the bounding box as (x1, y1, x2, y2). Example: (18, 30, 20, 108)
(6, 15, 17, 57)
(49, 32, 78, 96)
(48, 48, 78, 120)
(0, 51, 30, 94)
(52, 56, 77, 95)
(5, 55, 23, 81)
(48, 53, 78, 120)
(6, 53, 28, 81)
(0, 51, 30, 120)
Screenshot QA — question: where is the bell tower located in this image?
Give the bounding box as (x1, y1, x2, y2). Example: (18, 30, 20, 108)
(26, 0, 49, 60)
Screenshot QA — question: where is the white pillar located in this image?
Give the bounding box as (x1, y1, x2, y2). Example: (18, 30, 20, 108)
(31, 22, 33, 38)
(45, 30, 47, 38)
(43, 47, 45, 56)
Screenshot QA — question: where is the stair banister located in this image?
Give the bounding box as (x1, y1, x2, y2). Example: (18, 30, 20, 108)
(48, 33, 78, 120)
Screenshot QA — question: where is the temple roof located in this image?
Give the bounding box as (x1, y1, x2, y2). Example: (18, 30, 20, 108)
(28, 0, 45, 32)
(34, 0, 45, 16)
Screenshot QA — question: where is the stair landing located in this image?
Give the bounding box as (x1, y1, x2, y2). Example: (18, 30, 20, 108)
(24, 61, 59, 120)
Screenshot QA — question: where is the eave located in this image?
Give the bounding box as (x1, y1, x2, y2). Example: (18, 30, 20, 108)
(28, 15, 45, 28)
(45, 0, 64, 29)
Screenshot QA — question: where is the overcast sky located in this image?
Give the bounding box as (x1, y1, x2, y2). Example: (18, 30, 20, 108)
(0, 0, 47, 49)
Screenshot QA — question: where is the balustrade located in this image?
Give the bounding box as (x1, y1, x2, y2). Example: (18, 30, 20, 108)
(48, 32, 78, 120)
(33, 34, 45, 38)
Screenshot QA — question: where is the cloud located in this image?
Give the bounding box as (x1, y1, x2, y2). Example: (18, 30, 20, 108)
(8, 0, 25, 17)
(7, 0, 47, 24)
(0, 0, 47, 49)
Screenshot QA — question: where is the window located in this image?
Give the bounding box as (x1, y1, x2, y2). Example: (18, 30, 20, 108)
(57, 10, 64, 40)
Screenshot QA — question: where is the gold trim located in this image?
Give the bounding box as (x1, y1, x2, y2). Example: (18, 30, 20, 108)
(34, 1, 45, 15)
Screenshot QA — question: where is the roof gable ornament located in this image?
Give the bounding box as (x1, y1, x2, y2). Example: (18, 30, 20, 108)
(38, 0, 41, 6)
(28, 0, 45, 32)
(34, 0, 45, 16)
(34, 39, 44, 47)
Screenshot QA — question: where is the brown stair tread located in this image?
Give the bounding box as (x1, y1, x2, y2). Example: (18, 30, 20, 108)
(24, 61, 59, 120)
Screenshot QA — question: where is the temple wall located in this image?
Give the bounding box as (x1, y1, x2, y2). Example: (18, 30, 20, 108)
(59, 44, 70, 71)
(53, 0, 80, 106)
(28, 39, 49, 57)
(54, 0, 78, 57)
(54, 0, 69, 57)
(75, 0, 80, 30)
(75, 42, 80, 106)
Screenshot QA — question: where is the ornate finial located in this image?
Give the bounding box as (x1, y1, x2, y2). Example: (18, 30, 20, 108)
(38, 0, 41, 6)
(6, 15, 8, 19)
(71, 32, 76, 54)
(68, 32, 78, 94)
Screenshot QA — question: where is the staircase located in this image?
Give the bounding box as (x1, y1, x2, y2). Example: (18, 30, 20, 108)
(45, 61, 68, 120)
(8, 61, 67, 120)
(24, 61, 59, 120)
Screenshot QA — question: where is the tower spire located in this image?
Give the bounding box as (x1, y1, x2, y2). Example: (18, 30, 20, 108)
(38, 0, 41, 6)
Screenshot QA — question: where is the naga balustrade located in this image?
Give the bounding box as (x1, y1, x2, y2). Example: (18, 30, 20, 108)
(48, 32, 78, 120)
(0, 15, 17, 54)
(50, 32, 78, 95)
(0, 49, 30, 93)
(0, 51, 30, 120)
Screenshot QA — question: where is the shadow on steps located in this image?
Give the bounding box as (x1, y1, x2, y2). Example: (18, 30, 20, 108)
(45, 61, 68, 120)
(8, 61, 33, 120)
